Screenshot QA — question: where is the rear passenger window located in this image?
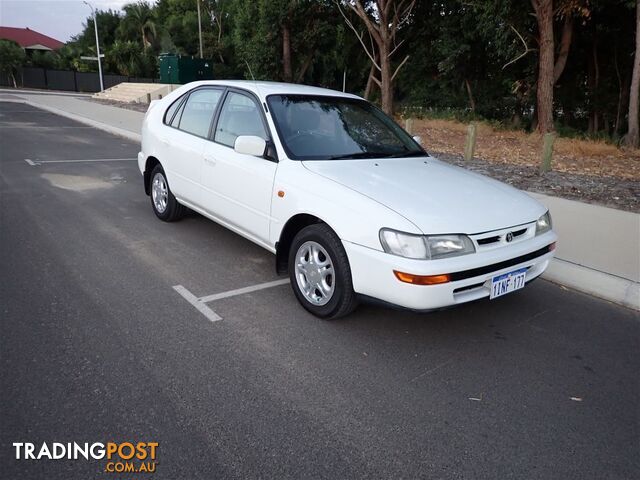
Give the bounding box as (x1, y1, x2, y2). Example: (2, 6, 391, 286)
(177, 89, 223, 138)
(214, 92, 267, 147)
(163, 96, 183, 125)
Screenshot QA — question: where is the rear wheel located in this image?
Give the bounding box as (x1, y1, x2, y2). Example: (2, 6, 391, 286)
(150, 164, 185, 222)
(288, 224, 358, 319)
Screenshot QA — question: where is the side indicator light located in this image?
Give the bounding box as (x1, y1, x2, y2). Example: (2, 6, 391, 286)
(393, 271, 451, 285)
(277, 190, 285, 198)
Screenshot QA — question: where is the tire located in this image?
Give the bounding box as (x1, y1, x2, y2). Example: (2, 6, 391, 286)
(288, 223, 358, 319)
(149, 164, 185, 222)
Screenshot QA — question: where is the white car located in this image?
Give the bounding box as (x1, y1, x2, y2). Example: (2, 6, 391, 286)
(138, 80, 557, 318)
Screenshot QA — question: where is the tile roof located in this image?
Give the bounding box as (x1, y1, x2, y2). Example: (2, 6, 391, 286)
(0, 26, 64, 50)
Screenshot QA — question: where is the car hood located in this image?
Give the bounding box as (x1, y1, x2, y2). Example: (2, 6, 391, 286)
(301, 156, 544, 234)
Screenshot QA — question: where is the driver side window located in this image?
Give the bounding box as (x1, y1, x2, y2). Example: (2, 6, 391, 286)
(214, 92, 267, 148)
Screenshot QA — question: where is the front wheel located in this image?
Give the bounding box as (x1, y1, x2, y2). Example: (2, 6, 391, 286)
(150, 164, 185, 222)
(288, 224, 358, 319)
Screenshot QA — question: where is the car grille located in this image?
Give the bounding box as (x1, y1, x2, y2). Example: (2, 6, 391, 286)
(471, 223, 535, 250)
(449, 244, 553, 282)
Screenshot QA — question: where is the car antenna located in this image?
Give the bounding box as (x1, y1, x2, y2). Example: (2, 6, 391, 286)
(244, 60, 256, 81)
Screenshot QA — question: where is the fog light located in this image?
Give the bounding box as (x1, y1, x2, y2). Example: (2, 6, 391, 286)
(393, 271, 451, 285)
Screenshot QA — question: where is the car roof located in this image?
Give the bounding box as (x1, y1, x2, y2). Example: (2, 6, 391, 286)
(180, 80, 363, 101)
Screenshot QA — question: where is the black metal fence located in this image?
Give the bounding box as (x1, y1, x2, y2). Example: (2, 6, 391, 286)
(0, 67, 158, 93)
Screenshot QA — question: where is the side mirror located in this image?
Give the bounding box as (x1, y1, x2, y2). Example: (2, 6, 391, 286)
(412, 135, 422, 145)
(234, 135, 267, 157)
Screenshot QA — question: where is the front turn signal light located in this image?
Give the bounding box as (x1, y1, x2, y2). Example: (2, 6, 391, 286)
(393, 271, 451, 285)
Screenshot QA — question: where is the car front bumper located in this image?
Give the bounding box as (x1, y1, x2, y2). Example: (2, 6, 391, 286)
(343, 230, 557, 310)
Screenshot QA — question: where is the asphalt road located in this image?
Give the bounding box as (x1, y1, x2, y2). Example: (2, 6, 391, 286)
(1, 101, 638, 480)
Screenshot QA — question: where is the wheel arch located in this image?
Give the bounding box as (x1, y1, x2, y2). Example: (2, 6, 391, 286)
(275, 213, 338, 274)
(143, 156, 161, 195)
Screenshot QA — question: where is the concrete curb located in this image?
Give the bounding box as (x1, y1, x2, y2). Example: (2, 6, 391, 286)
(543, 259, 639, 311)
(8, 96, 639, 312)
(4, 98, 141, 143)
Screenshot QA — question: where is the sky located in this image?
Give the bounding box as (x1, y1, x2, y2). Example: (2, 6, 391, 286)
(0, 0, 143, 42)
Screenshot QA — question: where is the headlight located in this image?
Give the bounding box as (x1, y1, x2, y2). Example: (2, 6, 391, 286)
(379, 229, 428, 259)
(379, 229, 475, 260)
(535, 211, 552, 235)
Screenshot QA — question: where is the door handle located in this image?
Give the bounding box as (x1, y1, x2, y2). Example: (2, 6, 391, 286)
(158, 137, 169, 145)
(204, 156, 217, 167)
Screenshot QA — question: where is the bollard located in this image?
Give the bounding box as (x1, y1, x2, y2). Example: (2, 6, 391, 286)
(405, 117, 414, 135)
(146, 92, 151, 104)
(464, 123, 477, 161)
(540, 132, 555, 173)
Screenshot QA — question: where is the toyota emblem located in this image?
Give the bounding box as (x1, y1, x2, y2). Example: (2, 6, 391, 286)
(505, 232, 514, 242)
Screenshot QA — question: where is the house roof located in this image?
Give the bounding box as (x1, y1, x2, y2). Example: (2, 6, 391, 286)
(0, 26, 64, 51)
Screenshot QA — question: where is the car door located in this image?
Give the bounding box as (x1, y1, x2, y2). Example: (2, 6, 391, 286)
(201, 90, 277, 245)
(160, 87, 223, 208)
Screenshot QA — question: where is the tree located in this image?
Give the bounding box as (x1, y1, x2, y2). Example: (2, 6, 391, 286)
(0, 40, 25, 87)
(623, 0, 640, 148)
(120, 1, 157, 49)
(337, 0, 416, 114)
(531, 0, 555, 133)
(109, 40, 143, 76)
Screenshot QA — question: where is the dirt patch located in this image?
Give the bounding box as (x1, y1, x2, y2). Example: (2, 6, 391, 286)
(42, 174, 114, 192)
(89, 98, 150, 113)
(414, 118, 640, 181)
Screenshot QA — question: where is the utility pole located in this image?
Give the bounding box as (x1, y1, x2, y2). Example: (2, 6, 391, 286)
(196, 0, 204, 59)
(83, 1, 104, 91)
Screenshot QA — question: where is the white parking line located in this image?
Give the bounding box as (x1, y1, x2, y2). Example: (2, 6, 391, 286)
(198, 279, 290, 303)
(173, 279, 290, 322)
(173, 285, 222, 322)
(24, 158, 136, 166)
(38, 158, 136, 164)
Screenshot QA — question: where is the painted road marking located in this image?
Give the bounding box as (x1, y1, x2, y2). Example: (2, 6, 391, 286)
(38, 158, 136, 164)
(3, 125, 95, 129)
(173, 279, 290, 322)
(173, 285, 222, 322)
(24, 158, 136, 166)
(198, 279, 290, 303)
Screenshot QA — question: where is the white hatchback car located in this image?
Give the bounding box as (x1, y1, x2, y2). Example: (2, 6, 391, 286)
(138, 80, 557, 318)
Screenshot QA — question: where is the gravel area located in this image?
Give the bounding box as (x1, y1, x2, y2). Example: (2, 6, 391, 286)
(435, 151, 639, 213)
(89, 97, 150, 113)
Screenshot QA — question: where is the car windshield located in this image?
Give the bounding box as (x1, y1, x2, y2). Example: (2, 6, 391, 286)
(266, 95, 425, 160)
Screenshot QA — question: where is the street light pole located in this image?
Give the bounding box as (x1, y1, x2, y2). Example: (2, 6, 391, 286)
(84, 1, 104, 91)
(196, 0, 203, 59)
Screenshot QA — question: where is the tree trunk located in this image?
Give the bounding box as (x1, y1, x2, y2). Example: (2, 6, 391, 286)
(364, 57, 377, 99)
(588, 35, 600, 135)
(617, 75, 630, 136)
(623, 1, 640, 148)
(615, 43, 623, 135)
(464, 78, 476, 112)
(295, 50, 315, 83)
(379, 45, 394, 115)
(553, 16, 573, 84)
(340, 0, 415, 115)
(532, 0, 555, 133)
(282, 24, 293, 83)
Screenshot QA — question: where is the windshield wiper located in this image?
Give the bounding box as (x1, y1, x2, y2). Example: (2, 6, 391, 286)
(328, 152, 392, 160)
(388, 150, 427, 158)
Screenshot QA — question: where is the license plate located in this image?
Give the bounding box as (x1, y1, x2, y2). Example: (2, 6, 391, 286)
(490, 268, 527, 299)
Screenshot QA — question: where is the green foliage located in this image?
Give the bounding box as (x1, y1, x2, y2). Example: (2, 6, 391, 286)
(8, 0, 635, 139)
(0, 39, 25, 84)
